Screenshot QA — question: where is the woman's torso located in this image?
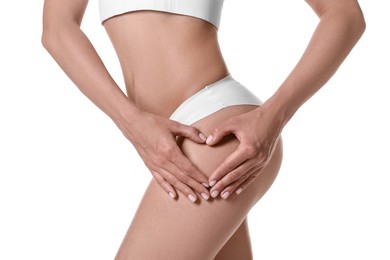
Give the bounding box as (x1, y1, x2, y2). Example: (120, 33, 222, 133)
(103, 11, 229, 117)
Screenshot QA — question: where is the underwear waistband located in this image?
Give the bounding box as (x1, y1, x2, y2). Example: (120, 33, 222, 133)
(169, 74, 263, 125)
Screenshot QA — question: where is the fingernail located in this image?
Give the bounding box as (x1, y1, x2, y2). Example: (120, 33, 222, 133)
(211, 190, 219, 198)
(199, 133, 207, 142)
(221, 191, 230, 199)
(202, 182, 210, 188)
(236, 188, 243, 195)
(201, 192, 209, 200)
(188, 194, 197, 203)
(209, 180, 216, 187)
(206, 135, 213, 144)
(169, 192, 175, 199)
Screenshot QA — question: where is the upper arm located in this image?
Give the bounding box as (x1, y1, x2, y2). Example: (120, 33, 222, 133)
(42, 0, 89, 31)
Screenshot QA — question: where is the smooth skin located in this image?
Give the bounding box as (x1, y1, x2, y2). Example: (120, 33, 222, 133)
(206, 0, 366, 199)
(42, 0, 213, 203)
(42, 0, 365, 259)
(113, 105, 283, 259)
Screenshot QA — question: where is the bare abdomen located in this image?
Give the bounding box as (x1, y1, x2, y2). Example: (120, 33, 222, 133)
(103, 10, 229, 117)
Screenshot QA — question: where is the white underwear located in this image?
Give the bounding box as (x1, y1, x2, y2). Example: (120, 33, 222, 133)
(169, 74, 263, 125)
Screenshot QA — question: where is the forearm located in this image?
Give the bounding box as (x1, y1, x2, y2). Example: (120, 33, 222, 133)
(42, 24, 139, 127)
(264, 5, 366, 127)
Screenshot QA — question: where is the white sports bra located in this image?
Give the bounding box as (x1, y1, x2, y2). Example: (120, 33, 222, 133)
(99, 0, 225, 29)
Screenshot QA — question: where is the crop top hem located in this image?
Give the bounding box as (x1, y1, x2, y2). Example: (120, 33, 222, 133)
(99, 0, 224, 29)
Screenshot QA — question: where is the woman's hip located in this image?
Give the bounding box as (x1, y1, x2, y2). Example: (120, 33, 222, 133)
(169, 73, 263, 126)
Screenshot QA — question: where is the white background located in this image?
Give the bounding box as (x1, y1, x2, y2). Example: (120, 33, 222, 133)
(1, 0, 389, 259)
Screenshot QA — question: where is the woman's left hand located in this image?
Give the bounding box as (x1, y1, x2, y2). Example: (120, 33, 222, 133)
(206, 104, 283, 199)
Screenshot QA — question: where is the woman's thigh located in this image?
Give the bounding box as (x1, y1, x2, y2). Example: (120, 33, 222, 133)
(114, 105, 283, 260)
(214, 218, 253, 260)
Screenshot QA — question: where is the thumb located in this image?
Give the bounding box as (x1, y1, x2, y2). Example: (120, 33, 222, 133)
(171, 121, 207, 143)
(206, 122, 236, 146)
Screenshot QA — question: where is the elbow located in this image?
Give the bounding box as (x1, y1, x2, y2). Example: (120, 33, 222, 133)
(357, 14, 366, 37)
(41, 23, 81, 55)
(41, 19, 53, 51)
(41, 25, 66, 55)
(348, 12, 366, 46)
(41, 27, 58, 54)
(322, 5, 366, 41)
(349, 8, 366, 38)
(339, 4, 366, 38)
(41, 30, 51, 51)
(315, 2, 366, 38)
(41, 22, 73, 53)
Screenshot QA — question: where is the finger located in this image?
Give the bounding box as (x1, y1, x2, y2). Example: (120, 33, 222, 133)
(170, 121, 207, 143)
(219, 173, 251, 199)
(208, 145, 251, 187)
(234, 168, 263, 195)
(150, 139, 210, 200)
(156, 166, 200, 203)
(220, 165, 262, 199)
(154, 136, 210, 187)
(206, 121, 237, 146)
(209, 159, 255, 198)
(151, 170, 177, 199)
(168, 156, 210, 200)
(168, 144, 210, 187)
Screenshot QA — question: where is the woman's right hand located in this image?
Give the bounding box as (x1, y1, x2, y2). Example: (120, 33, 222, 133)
(118, 110, 210, 203)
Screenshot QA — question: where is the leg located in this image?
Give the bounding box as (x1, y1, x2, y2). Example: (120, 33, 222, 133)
(214, 218, 253, 260)
(114, 105, 283, 260)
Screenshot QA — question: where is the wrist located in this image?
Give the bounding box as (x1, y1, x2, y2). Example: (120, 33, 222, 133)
(111, 99, 142, 140)
(261, 88, 300, 128)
